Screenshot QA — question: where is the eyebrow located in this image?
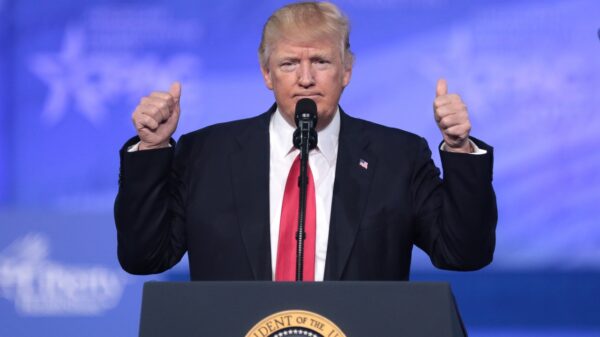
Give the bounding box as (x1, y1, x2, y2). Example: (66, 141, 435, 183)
(277, 56, 300, 63)
(310, 53, 330, 60)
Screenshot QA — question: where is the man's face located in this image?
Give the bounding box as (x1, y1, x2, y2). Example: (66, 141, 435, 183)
(261, 36, 352, 131)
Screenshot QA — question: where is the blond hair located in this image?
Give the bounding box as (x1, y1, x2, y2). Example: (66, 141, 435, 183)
(258, 1, 354, 69)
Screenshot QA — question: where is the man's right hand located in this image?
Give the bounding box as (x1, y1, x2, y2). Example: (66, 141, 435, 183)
(132, 82, 182, 150)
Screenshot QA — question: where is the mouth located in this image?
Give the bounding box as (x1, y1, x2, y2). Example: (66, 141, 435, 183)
(294, 93, 322, 99)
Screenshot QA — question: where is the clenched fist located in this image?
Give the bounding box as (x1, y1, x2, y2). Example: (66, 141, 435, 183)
(433, 79, 473, 153)
(132, 82, 182, 150)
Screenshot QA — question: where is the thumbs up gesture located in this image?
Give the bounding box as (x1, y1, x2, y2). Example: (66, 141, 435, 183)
(433, 79, 472, 153)
(132, 82, 182, 150)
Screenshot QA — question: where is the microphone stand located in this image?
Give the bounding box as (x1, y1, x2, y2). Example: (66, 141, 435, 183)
(295, 125, 310, 281)
(294, 112, 317, 282)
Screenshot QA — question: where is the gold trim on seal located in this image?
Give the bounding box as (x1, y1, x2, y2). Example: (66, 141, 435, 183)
(245, 309, 346, 337)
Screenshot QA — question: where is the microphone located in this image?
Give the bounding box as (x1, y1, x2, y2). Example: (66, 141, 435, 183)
(291, 98, 318, 281)
(293, 98, 318, 151)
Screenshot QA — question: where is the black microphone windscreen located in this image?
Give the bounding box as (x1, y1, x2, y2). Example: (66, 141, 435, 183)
(294, 98, 317, 127)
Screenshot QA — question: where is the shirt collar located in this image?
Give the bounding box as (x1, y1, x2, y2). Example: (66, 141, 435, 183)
(269, 106, 340, 166)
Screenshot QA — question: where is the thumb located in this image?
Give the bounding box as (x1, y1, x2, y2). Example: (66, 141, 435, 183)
(436, 78, 448, 97)
(169, 81, 182, 102)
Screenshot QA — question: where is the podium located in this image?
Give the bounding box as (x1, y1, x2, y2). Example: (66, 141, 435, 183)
(139, 281, 466, 337)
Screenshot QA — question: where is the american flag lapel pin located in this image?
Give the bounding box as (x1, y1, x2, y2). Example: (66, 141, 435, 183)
(359, 159, 368, 170)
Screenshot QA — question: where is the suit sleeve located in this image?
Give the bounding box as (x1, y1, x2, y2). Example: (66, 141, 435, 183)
(412, 136, 497, 271)
(113, 135, 190, 275)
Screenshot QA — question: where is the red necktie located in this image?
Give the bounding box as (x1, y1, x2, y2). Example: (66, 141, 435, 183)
(275, 155, 316, 281)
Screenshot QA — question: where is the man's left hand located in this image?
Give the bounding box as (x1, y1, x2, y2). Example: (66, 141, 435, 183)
(433, 79, 473, 153)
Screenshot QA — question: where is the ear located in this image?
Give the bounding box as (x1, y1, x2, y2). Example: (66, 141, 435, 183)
(260, 65, 274, 90)
(342, 63, 352, 88)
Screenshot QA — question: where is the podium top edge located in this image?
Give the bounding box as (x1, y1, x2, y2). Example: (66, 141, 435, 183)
(142, 280, 452, 289)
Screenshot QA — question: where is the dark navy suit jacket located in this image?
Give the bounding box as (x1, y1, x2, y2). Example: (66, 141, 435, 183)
(114, 105, 497, 280)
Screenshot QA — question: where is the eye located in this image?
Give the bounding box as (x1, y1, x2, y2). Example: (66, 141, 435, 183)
(279, 61, 298, 72)
(312, 58, 329, 64)
(313, 58, 331, 69)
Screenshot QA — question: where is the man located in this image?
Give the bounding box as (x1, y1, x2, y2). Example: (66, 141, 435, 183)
(114, 2, 496, 281)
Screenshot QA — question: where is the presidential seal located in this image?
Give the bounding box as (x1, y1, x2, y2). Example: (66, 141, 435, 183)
(245, 310, 346, 337)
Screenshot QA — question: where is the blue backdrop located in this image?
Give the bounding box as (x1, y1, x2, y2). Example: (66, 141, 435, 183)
(1, 0, 599, 336)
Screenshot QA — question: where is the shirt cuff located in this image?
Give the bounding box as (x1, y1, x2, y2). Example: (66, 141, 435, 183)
(127, 141, 172, 152)
(440, 139, 487, 155)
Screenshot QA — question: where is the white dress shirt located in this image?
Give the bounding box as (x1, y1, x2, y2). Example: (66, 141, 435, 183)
(269, 108, 339, 281)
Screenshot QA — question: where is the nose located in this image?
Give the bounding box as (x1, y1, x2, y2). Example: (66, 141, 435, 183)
(297, 61, 315, 88)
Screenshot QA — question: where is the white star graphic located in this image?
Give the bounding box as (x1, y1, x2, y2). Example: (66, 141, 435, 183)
(29, 26, 111, 126)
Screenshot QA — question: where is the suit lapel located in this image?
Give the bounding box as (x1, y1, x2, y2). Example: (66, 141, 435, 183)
(324, 111, 376, 280)
(229, 106, 275, 280)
